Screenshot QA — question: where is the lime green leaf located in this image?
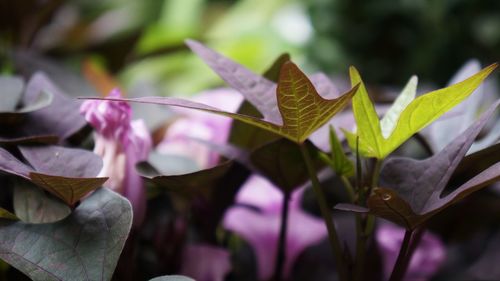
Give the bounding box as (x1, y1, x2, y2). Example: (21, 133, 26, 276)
(380, 75, 417, 138)
(346, 63, 497, 159)
(321, 126, 354, 177)
(349, 66, 384, 157)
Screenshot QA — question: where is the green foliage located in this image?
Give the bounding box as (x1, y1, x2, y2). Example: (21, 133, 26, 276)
(319, 126, 354, 177)
(344, 64, 497, 159)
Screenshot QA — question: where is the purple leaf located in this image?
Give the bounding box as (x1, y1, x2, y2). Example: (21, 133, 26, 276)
(136, 160, 233, 199)
(0, 145, 107, 205)
(342, 100, 500, 229)
(22, 72, 87, 141)
(0, 188, 132, 281)
(185, 39, 281, 125)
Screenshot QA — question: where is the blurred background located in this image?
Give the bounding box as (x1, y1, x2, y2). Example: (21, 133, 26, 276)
(2, 0, 500, 98)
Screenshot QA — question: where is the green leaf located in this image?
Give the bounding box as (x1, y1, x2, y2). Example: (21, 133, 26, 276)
(380, 75, 417, 138)
(0, 188, 132, 281)
(13, 181, 71, 223)
(346, 63, 497, 159)
(321, 126, 354, 177)
(84, 61, 358, 144)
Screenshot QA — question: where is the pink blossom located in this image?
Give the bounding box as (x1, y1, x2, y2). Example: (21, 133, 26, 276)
(377, 223, 446, 281)
(180, 244, 231, 281)
(224, 175, 327, 280)
(157, 88, 243, 168)
(80, 89, 152, 226)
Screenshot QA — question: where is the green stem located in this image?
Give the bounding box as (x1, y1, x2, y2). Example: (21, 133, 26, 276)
(371, 159, 382, 190)
(340, 176, 356, 202)
(299, 144, 348, 281)
(273, 191, 290, 281)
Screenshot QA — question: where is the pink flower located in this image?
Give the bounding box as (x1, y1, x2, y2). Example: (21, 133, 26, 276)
(157, 88, 243, 168)
(80, 89, 152, 226)
(376, 223, 446, 281)
(180, 244, 232, 281)
(224, 175, 327, 280)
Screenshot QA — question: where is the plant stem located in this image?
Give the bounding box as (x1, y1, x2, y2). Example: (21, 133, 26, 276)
(273, 191, 290, 281)
(299, 143, 348, 281)
(353, 159, 382, 280)
(340, 176, 356, 202)
(371, 159, 382, 190)
(388, 229, 413, 281)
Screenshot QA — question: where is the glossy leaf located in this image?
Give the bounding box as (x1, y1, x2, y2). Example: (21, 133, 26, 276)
(0, 145, 108, 205)
(13, 181, 71, 223)
(345, 64, 497, 159)
(338, 101, 500, 229)
(0, 188, 132, 281)
(83, 62, 358, 144)
(320, 125, 354, 177)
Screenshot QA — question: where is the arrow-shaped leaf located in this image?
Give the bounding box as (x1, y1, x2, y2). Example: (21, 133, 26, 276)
(0, 145, 108, 205)
(0, 188, 132, 281)
(345, 64, 497, 159)
(338, 100, 500, 229)
(82, 62, 358, 144)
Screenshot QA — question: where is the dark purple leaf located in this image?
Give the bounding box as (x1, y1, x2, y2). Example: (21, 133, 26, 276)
(0, 145, 107, 205)
(250, 139, 323, 193)
(0, 188, 132, 281)
(185, 39, 281, 124)
(186, 40, 350, 127)
(340, 100, 500, 229)
(22, 72, 87, 140)
(137, 160, 233, 198)
(0, 134, 59, 145)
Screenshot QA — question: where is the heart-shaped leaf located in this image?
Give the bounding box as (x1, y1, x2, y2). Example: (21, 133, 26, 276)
(0, 145, 108, 205)
(0, 187, 132, 281)
(250, 139, 323, 193)
(13, 181, 71, 223)
(337, 101, 500, 229)
(83, 61, 358, 144)
(344, 64, 497, 159)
